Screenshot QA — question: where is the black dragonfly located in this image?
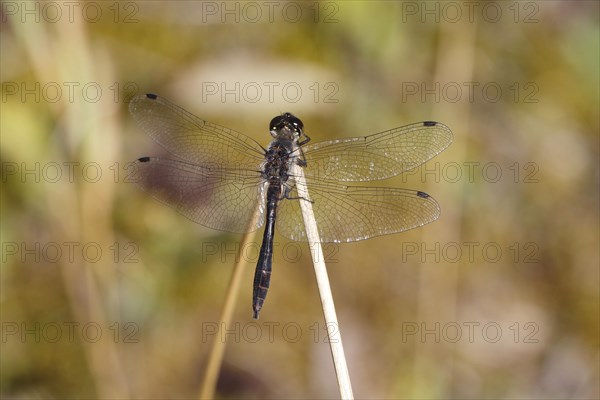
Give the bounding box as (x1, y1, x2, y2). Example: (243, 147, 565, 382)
(129, 93, 453, 319)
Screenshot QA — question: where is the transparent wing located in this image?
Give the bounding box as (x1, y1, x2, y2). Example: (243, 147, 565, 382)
(129, 93, 265, 168)
(129, 157, 266, 233)
(276, 179, 440, 243)
(302, 121, 453, 182)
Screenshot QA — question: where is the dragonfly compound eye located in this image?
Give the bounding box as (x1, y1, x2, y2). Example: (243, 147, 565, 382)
(270, 115, 285, 131)
(290, 117, 304, 132)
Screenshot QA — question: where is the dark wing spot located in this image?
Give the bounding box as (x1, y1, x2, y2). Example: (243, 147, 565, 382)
(138, 156, 151, 162)
(417, 191, 430, 198)
(423, 121, 437, 127)
(146, 93, 158, 100)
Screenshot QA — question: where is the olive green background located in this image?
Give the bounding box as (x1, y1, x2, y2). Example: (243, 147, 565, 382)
(1, 1, 598, 399)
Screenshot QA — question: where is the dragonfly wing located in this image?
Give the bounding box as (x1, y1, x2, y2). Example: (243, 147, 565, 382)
(129, 94, 265, 168)
(130, 157, 266, 233)
(276, 179, 440, 243)
(302, 121, 452, 182)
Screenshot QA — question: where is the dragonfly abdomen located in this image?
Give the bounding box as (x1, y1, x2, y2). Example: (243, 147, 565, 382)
(252, 184, 282, 319)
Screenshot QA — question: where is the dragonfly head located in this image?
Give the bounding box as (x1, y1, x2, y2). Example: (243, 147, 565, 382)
(269, 112, 304, 141)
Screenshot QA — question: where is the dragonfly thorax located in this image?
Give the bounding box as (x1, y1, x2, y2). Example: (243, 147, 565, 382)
(262, 139, 296, 185)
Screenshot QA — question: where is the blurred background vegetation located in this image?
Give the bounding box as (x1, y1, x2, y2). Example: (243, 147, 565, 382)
(1, 1, 598, 399)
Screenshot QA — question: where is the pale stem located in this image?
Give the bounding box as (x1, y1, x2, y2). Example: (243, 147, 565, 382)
(292, 163, 354, 400)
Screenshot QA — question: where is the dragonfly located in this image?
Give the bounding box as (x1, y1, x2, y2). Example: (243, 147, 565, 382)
(129, 93, 453, 319)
